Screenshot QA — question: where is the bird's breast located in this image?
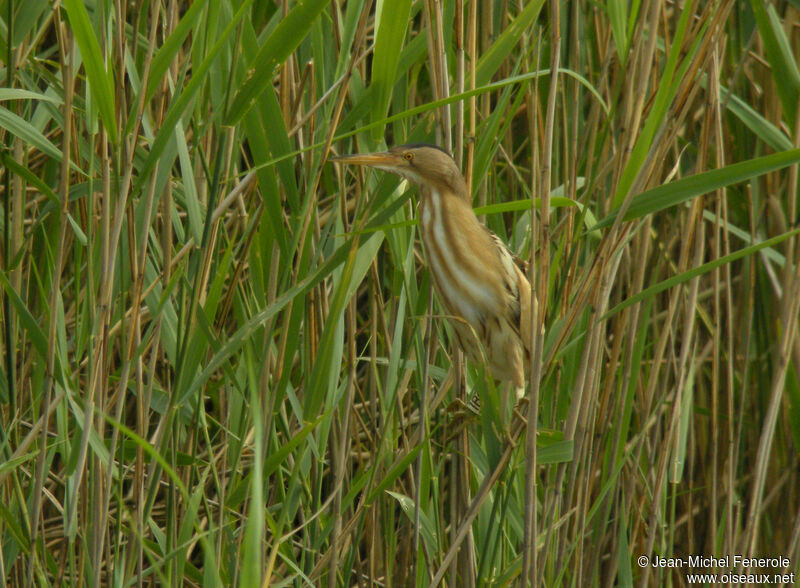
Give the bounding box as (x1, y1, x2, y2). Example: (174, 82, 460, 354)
(418, 191, 508, 327)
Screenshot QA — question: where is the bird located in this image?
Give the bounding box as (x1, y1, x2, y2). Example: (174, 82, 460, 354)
(332, 143, 533, 393)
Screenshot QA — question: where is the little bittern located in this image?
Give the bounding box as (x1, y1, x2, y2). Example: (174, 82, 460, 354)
(333, 144, 532, 390)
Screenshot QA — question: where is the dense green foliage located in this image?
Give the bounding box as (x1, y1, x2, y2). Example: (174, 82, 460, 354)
(1, 0, 799, 585)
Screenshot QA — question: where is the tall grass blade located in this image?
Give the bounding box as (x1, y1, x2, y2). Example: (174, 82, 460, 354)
(62, 0, 118, 142)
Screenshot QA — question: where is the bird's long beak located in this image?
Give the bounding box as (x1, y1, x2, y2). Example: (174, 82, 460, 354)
(329, 151, 403, 168)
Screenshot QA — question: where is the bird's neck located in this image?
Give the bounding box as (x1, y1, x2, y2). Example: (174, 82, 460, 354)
(446, 174, 470, 203)
(418, 184, 482, 235)
(420, 181, 471, 207)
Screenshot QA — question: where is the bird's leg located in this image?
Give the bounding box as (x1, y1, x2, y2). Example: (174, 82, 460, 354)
(444, 394, 480, 445)
(444, 358, 480, 441)
(513, 401, 528, 424)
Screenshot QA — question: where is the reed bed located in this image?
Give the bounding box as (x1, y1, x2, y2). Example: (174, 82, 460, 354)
(1, 0, 799, 586)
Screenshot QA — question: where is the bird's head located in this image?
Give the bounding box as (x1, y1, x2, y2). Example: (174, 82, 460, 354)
(332, 143, 468, 198)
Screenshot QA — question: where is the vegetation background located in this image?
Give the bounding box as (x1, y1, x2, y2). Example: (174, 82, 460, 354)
(1, 0, 800, 586)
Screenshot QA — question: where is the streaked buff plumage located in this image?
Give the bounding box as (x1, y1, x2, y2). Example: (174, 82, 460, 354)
(332, 144, 532, 388)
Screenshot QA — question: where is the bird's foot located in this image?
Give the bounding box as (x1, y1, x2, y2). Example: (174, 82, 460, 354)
(444, 396, 481, 442)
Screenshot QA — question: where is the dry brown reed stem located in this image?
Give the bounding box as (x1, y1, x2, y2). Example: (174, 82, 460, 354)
(741, 95, 800, 567)
(523, 1, 559, 585)
(29, 21, 74, 586)
(708, 41, 727, 562)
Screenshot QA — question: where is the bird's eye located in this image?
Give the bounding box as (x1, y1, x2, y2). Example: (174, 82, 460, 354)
(403, 152, 414, 161)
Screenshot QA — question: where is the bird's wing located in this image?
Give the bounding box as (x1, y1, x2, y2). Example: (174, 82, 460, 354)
(485, 229, 533, 353)
(510, 250, 529, 275)
(484, 227, 529, 273)
(487, 233, 522, 322)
